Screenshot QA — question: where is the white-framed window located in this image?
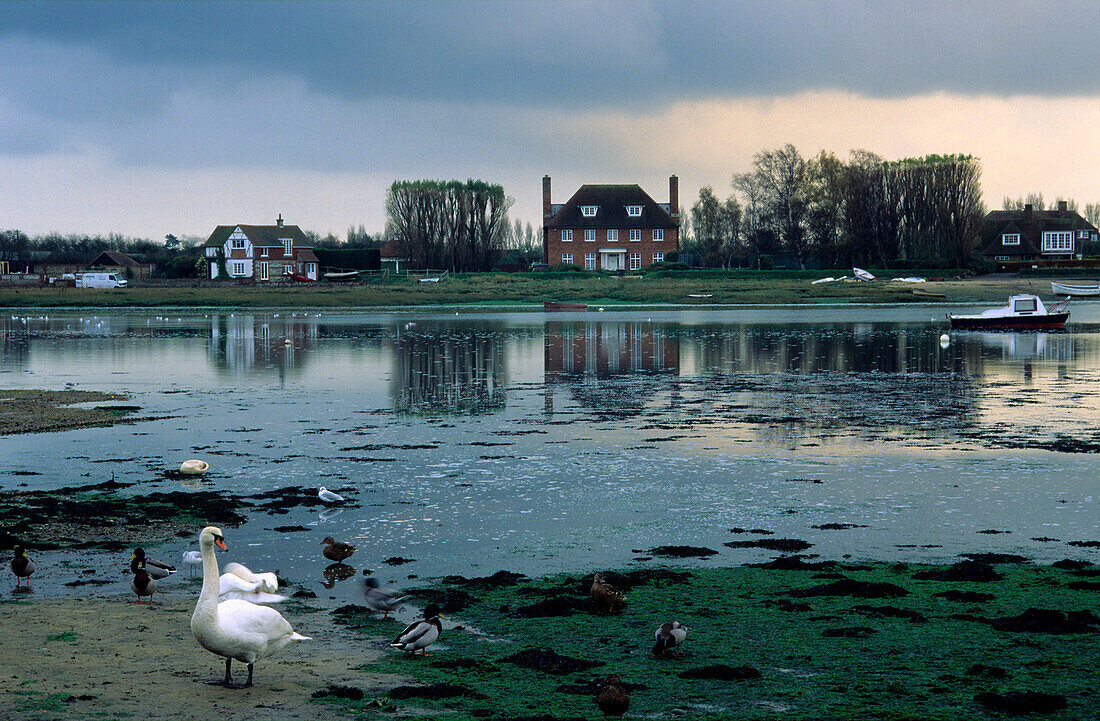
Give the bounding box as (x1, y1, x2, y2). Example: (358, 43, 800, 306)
(284, 264, 293, 275)
(232, 261, 246, 276)
(259, 262, 269, 280)
(653, 252, 664, 264)
(562, 253, 573, 265)
(306, 263, 316, 276)
(1042, 231, 1073, 252)
(584, 253, 596, 270)
(629, 252, 641, 270)
(581, 205, 598, 217)
(562, 229, 573, 242)
(1002, 233, 1020, 246)
(995, 256, 1010, 261)
(584, 229, 596, 242)
(231, 238, 245, 250)
(629, 229, 641, 242)
(626, 205, 642, 217)
(282, 238, 293, 256)
(1078, 230, 1090, 239)
(653, 228, 664, 241)
(607, 229, 618, 242)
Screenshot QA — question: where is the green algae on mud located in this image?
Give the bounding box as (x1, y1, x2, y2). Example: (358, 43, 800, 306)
(320, 563, 1099, 720)
(0, 389, 140, 435)
(0, 479, 249, 551)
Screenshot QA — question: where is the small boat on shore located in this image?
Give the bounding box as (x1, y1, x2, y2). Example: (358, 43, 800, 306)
(289, 272, 314, 282)
(853, 267, 875, 281)
(1051, 282, 1100, 296)
(912, 288, 946, 299)
(324, 270, 361, 282)
(948, 294, 1069, 330)
(544, 301, 588, 312)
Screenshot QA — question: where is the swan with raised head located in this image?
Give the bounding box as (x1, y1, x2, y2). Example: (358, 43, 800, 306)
(191, 526, 310, 688)
(223, 562, 279, 593)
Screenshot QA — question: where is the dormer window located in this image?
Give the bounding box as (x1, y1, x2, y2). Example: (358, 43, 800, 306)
(1002, 233, 1020, 246)
(626, 205, 642, 217)
(581, 205, 598, 217)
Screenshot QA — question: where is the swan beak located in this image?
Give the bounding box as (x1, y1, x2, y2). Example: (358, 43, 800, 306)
(214, 537, 228, 551)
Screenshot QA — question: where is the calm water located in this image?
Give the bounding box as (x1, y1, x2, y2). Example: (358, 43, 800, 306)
(2, 304, 1099, 598)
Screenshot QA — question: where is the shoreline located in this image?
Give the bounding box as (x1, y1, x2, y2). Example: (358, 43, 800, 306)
(3, 559, 1097, 720)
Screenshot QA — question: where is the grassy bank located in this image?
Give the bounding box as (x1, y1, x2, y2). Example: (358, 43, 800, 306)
(0, 272, 1067, 308)
(322, 561, 1099, 720)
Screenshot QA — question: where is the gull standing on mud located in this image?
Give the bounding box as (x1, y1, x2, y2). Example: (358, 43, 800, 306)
(317, 486, 346, 504)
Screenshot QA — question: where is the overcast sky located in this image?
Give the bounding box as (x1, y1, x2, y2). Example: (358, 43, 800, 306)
(1, 0, 1097, 240)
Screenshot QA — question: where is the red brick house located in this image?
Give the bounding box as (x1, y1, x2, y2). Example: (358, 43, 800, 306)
(982, 201, 1098, 263)
(542, 175, 680, 271)
(204, 215, 319, 281)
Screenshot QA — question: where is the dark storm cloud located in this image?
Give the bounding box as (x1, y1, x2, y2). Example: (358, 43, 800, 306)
(3, 0, 1097, 111)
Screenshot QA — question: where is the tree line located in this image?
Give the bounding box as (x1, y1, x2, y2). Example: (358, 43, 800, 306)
(686, 146, 991, 270)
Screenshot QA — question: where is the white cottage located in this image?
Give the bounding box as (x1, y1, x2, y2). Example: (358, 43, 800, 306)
(203, 214, 319, 281)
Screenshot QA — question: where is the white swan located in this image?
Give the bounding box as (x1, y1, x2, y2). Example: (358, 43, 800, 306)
(223, 562, 279, 593)
(191, 526, 310, 688)
(218, 571, 287, 604)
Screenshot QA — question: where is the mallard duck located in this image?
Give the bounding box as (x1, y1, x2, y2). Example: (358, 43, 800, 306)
(321, 536, 356, 562)
(390, 604, 443, 655)
(131, 558, 156, 603)
(652, 621, 688, 657)
(130, 548, 176, 580)
(364, 576, 407, 618)
(11, 547, 34, 586)
(317, 487, 346, 504)
(596, 674, 630, 718)
(191, 526, 310, 688)
(591, 572, 626, 613)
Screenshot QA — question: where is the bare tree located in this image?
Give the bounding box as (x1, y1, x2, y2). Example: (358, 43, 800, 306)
(751, 144, 810, 267)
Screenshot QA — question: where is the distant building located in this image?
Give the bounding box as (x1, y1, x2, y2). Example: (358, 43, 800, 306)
(88, 251, 155, 279)
(982, 201, 1098, 263)
(204, 215, 319, 281)
(542, 175, 680, 271)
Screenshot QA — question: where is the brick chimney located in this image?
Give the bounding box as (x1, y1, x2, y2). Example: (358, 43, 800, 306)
(669, 175, 679, 216)
(276, 213, 284, 228)
(1058, 200, 1068, 213)
(542, 175, 552, 219)
(1024, 204, 1033, 220)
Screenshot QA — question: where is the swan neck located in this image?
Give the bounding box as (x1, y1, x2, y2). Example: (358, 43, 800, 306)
(198, 539, 221, 607)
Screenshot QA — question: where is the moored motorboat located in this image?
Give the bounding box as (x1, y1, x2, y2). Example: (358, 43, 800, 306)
(1051, 282, 1100, 296)
(948, 294, 1069, 330)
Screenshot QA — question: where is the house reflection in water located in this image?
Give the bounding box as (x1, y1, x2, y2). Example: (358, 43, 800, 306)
(543, 321, 679, 415)
(391, 327, 505, 415)
(208, 314, 318, 383)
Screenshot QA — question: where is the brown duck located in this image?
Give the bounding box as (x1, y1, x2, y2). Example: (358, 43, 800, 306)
(11, 547, 34, 587)
(321, 536, 357, 562)
(590, 572, 625, 614)
(596, 674, 630, 718)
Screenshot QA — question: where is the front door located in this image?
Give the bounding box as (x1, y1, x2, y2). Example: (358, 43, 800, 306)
(602, 253, 622, 271)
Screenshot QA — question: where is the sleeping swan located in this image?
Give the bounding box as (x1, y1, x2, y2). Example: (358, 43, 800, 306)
(223, 562, 279, 593)
(190, 526, 310, 688)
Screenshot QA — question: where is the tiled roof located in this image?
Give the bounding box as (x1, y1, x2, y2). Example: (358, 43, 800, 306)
(545, 185, 677, 229)
(982, 207, 1097, 255)
(90, 251, 145, 267)
(205, 224, 311, 248)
